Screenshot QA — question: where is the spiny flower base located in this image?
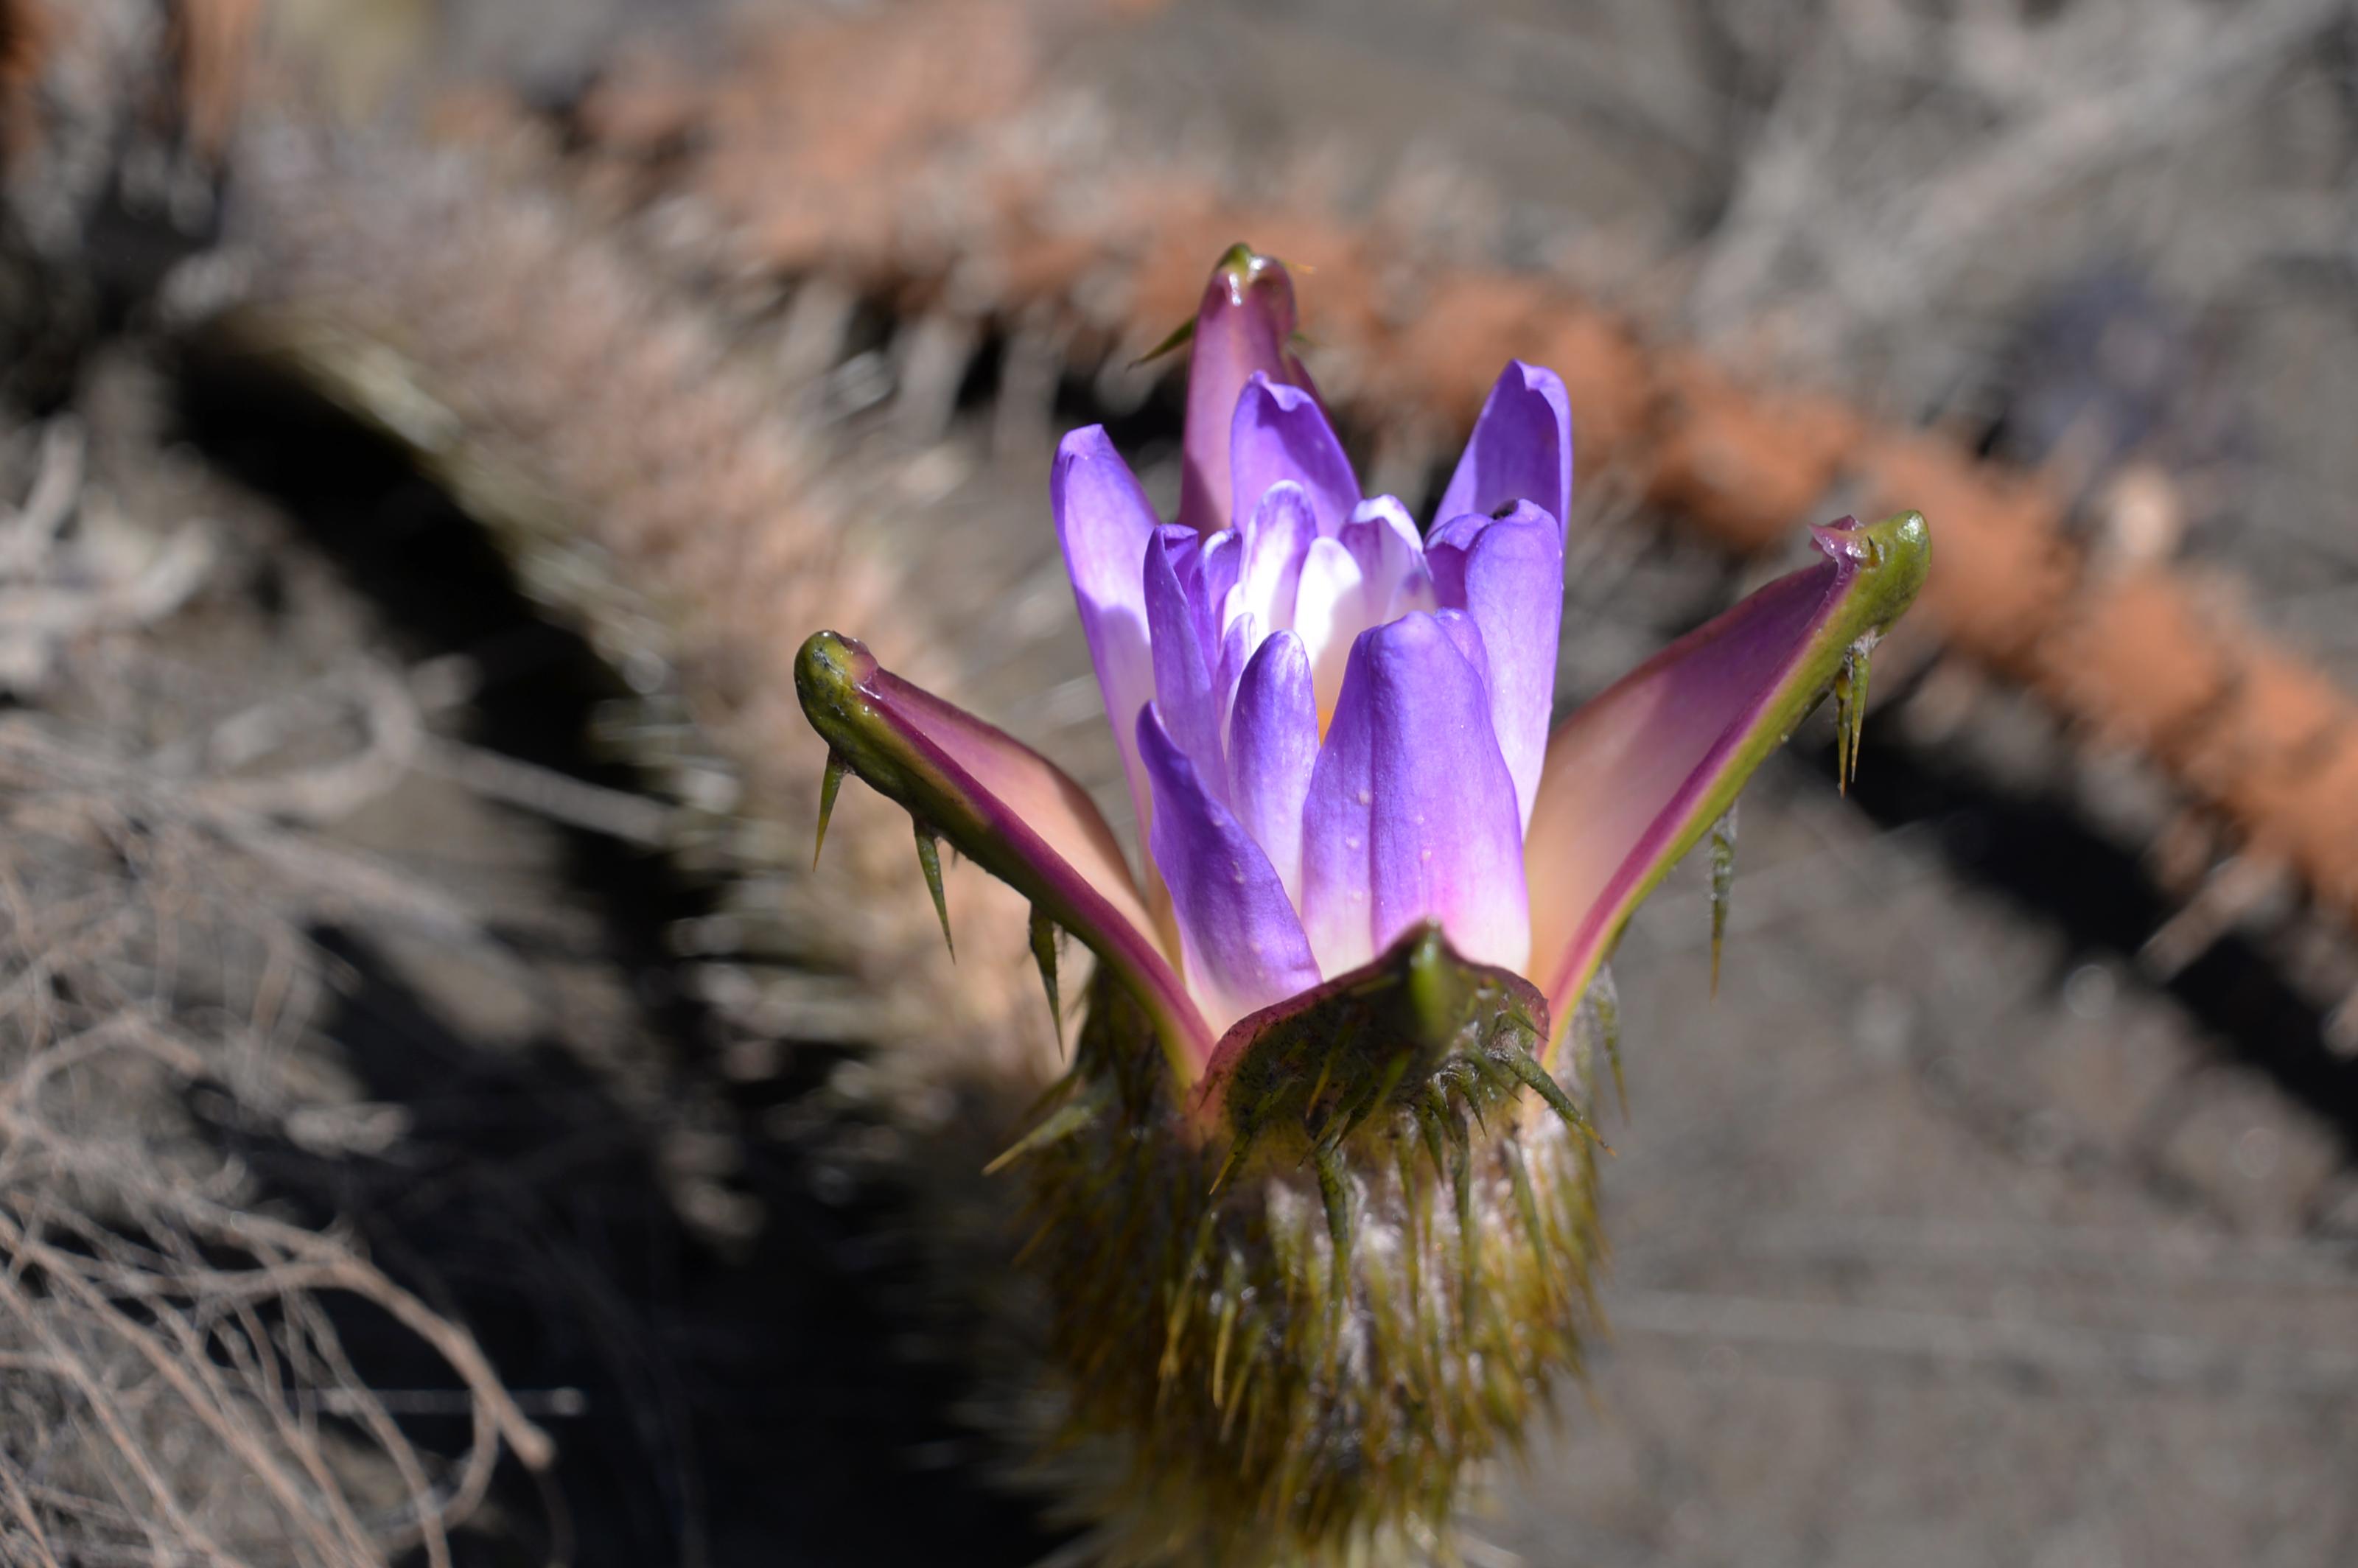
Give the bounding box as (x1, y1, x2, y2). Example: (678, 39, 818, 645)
(1010, 968, 1603, 1567)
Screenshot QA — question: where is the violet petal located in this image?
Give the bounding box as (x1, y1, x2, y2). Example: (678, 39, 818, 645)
(1229, 373, 1360, 538)
(1300, 612, 1532, 978)
(1432, 606, 1492, 687)
(1140, 704, 1323, 1030)
(1144, 525, 1228, 802)
(1225, 629, 1320, 905)
(1052, 426, 1163, 857)
(1179, 248, 1319, 534)
(1337, 496, 1437, 623)
(1427, 500, 1565, 827)
(1435, 361, 1574, 544)
(1216, 609, 1258, 751)
(1200, 528, 1242, 624)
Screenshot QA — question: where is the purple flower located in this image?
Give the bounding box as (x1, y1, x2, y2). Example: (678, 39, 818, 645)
(797, 245, 1928, 1105)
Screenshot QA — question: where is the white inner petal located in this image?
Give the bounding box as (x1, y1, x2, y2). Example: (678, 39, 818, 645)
(1216, 489, 1449, 742)
(1289, 535, 1369, 733)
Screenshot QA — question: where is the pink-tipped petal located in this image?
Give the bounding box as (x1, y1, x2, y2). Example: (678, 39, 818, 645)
(1178, 246, 1320, 534)
(1225, 630, 1319, 905)
(1435, 361, 1574, 545)
(1523, 512, 1930, 1060)
(1427, 500, 1566, 828)
(1053, 427, 1163, 859)
(1139, 705, 1323, 1032)
(1229, 374, 1360, 538)
(1301, 612, 1532, 979)
(796, 631, 1214, 1076)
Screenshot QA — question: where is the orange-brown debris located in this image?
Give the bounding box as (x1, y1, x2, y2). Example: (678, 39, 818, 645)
(1651, 354, 1861, 553)
(169, 0, 262, 156)
(2037, 571, 2238, 759)
(0, 0, 51, 164)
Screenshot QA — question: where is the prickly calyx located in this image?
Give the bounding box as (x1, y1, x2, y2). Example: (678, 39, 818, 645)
(996, 924, 1611, 1566)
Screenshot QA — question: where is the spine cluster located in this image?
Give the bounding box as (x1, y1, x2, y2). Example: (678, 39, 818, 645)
(1012, 977, 1606, 1567)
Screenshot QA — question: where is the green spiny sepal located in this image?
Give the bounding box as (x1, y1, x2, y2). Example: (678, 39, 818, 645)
(1001, 925, 1606, 1567)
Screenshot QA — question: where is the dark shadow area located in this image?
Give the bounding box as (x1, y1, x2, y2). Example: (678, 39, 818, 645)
(1826, 707, 2358, 1159)
(169, 349, 1061, 1568)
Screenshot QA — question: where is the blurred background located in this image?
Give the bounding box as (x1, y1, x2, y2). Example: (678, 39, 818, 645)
(3, 0, 2357, 1564)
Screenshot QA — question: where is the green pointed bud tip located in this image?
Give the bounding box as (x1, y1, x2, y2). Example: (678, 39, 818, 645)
(1805, 511, 1923, 797)
(1211, 242, 1299, 307)
(1212, 239, 1263, 290)
(1813, 509, 1930, 626)
(794, 629, 867, 718)
(1402, 923, 1470, 1046)
(794, 631, 901, 800)
(1137, 245, 1295, 367)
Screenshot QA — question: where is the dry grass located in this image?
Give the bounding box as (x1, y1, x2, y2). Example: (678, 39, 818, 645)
(0, 416, 549, 1568)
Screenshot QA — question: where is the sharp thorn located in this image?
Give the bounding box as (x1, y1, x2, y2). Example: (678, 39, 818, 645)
(1211, 1250, 1244, 1411)
(1129, 314, 1195, 369)
(1833, 637, 1875, 797)
(814, 749, 848, 868)
(1450, 1128, 1477, 1310)
(1158, 1211, 1221, 1400)
(1415, 1101, 1450, 1183)
(1833, 653, 1854, 797)
(1847, 639, 1874, 791)
(913, 820, 953, 959)
(1312, 1141, 1351, 1354)
(1029, 906, 1063, 1052)
(1502, 1046, 1609, 1152)
(1208, 1133, 1253, 1197)
(982, 1096, 1096, 1175)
